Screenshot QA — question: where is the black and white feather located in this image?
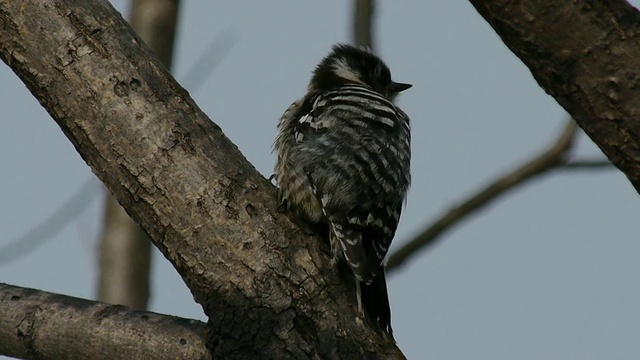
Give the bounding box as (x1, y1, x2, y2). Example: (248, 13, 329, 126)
(273, 44, 411, 335)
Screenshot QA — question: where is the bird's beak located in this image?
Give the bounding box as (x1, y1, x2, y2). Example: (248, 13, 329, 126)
(391, 81, 412, 93)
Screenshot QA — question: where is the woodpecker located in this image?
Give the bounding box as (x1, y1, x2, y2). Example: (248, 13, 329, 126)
(273, 44, 411, 336)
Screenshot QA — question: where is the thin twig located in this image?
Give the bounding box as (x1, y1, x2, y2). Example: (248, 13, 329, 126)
(559, 159, 612, 170)
(180, 28, 239, 92)
(387, 119, 579, 272)
(0, 178, 100, 266)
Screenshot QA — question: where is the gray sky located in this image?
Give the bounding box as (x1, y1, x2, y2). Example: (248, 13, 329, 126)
(2, 1, 640, 359)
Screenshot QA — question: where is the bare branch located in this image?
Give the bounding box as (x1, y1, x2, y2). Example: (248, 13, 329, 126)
(0, 282, 209, 360)
(0, 178, 99, 267)
(468, 0, 640, 193)
(180, 29, 239, 92)
(389, 0, 640, 271)
(560, 159, 613, 171)
(353, 0, 375, 49)
(388, 119, 579, 271)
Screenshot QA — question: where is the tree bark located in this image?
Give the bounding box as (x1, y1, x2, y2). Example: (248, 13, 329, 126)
(0, 1, 403, 359)
(468, 0, 640, 193)
(97, 0, 180, 311)
(0, 282, 209, 360)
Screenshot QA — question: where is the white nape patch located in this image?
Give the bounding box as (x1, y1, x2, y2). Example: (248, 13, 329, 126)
(332, 58, 365, 85)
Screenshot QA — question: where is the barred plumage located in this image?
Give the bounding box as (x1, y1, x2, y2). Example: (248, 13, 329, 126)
(273, 44, 411, 335)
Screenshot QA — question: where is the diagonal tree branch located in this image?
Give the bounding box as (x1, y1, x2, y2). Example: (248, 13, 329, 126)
(0, 178, 99, 267)
(388, 119, 579, 270)
(0, 0, 403, 358)
(0, 282, 209, 360)
(389, 0, 640, 272)
(97, 0, 181, 312)
(467, 0, 640, 193)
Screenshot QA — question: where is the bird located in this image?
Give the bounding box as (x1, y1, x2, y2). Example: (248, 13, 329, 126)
(273, 43, 411, 336)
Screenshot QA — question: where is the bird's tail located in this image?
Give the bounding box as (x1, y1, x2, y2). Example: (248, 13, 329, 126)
(360, 264, 394, 339)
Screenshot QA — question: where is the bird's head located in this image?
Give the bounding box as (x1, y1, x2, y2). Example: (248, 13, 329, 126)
(309, 44, 412, 100)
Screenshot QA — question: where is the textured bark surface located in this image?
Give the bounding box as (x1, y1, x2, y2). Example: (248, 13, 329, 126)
(0, 1, 403, 359)
(0, 283, 209, 360)
(469, 0, 640, 193)
(97, 0, 180, 311)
